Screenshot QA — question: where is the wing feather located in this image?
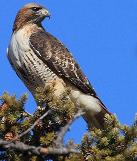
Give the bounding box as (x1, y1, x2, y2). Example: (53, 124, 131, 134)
(29, 30, 96, 96)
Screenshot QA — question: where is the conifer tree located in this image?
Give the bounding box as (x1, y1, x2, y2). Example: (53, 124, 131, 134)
(0, 88, 136, 161)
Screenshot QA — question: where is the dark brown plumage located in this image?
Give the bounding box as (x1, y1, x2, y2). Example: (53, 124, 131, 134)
(29, 30, 97, 96)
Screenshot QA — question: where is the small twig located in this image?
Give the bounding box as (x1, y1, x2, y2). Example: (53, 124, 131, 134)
(0, 139, 79, 156)
(134, 113, 137, 126)
(22, 111, 32, 117)
(12, 110, 51, 142)
(54, 109, 84, 147)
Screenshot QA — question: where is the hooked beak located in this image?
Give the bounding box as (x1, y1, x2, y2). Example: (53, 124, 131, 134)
(40, 8, 51, 19)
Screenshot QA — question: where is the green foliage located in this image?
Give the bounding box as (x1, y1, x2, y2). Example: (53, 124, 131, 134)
(35, 86, 76, 117)
(0, 92, 28, 138)
(66, 114, 137, 161)
(0, 92, 136, 161)
(40, 132, 55, 146)
(0, 90, 77, 161)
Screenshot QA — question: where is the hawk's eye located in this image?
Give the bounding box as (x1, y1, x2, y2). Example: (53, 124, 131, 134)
(31, 7, 41, 12)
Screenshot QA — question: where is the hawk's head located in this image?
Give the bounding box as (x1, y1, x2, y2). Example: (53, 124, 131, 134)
(13, 3, 50, 32)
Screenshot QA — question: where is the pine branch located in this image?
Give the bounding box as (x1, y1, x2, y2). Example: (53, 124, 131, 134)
(0, 139, 79, 156)
(54, 109, 84, 147)
(12, 110, 51, 142)
(0, 107, 82, 158)
(1, 92, 136, 161)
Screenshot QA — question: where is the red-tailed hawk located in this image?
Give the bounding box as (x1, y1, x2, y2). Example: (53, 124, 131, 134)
(8, 3, 110, 128)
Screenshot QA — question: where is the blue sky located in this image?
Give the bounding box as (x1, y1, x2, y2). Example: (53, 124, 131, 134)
(0, 0, 137, 142)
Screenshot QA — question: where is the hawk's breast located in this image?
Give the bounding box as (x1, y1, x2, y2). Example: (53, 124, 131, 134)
(8, 26, 58, 94)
